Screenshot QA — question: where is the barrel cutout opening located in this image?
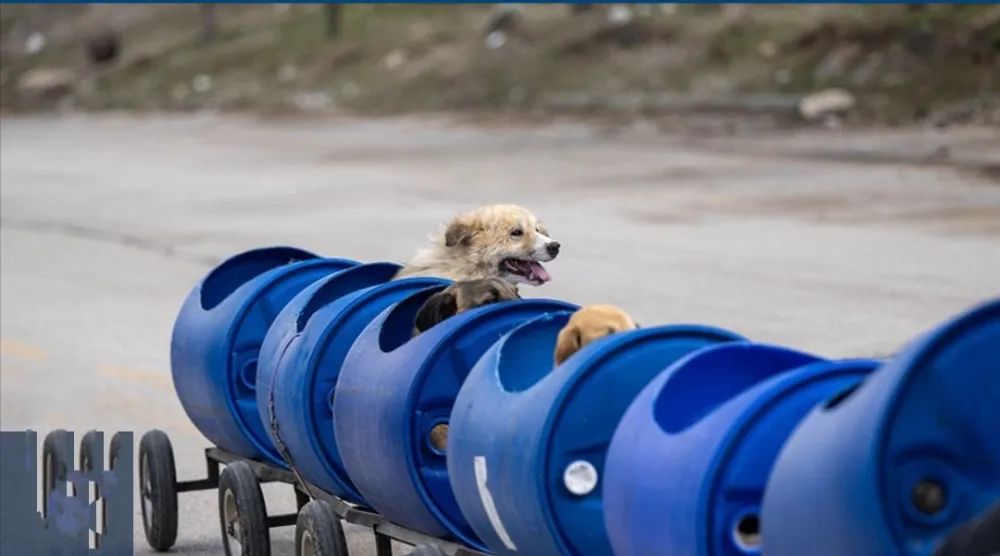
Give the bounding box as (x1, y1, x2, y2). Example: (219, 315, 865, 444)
(239, 359, 258, 393)
(377, 284, 450, 353)
(731, 510, 762, 553)
(496, 312, 573, 394)
(296, 263, 401, 333)
(654, 344, 820, 435)
(822, 381, 862, 411)
(200, 247, 319, 311)
(427, 420, 449, 456)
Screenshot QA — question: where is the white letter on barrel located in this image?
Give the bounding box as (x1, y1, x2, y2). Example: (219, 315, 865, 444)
(474, 455, 517, 551)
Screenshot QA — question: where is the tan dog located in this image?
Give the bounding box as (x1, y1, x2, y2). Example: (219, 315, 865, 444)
(412, 278, 522, 337)
(554, 305, 638, 366)
(394, 204, 560, 286)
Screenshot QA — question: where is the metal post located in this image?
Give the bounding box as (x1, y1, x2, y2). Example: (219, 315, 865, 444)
(374, 531, 393, 556)
(200, 4, 217, 43)
(324, 4, 343, 38)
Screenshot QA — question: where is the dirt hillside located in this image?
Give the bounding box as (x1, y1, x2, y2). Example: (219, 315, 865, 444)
(2, 4, 998, 128)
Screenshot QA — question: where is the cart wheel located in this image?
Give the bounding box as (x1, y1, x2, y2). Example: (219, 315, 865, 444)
(42, 429, 72, 518)
(139, 429, 179, 551)
(79, 429, 100, 471)
(219, 461, 271, 556)
(295, 500, 348, 556)
(407, 545, 446, 556)
(109, 431, 125, 470)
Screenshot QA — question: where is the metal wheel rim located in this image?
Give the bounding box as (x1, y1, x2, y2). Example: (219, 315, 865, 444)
(223, 489, 243, 555)
(140, 454, 153, 529)
(300, 529, 316, 556)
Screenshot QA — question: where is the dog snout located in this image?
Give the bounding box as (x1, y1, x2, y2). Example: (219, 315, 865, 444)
(546, 241, 561, 258)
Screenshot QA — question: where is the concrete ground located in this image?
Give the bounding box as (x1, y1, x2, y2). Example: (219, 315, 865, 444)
(1, 113, 998, 555)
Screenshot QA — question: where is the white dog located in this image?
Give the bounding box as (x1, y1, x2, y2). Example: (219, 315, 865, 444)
(393, 204, 561, 286)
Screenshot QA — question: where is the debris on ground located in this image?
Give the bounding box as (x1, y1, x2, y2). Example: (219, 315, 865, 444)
(16, 67, 75, 104)
(798, 88, 857, 122)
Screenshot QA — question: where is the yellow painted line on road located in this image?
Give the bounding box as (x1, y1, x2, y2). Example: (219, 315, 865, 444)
(113, 393, 203, 439)
(0, 339, 47, 361)
(44, 411, 72, 424)
(96, 364, 174, 391)
(0, 365, 21, 377)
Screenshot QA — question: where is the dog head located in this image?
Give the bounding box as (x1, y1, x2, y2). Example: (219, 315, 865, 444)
(554, 305, 638, 366)
(443, 204, 560, 286)
(413, 278, 522, 336)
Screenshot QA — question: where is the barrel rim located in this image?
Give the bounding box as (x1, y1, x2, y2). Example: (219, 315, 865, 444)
(875, 297, 1000, 547)
(200, 246, 324, 311)
(402, 298, 579, 548)
(705, 357, 880, 556)
(540, 324, 747, 556)
(295, 261, 404, 333)
(300, 276, 451, 501)
(220, 257, 359, 463)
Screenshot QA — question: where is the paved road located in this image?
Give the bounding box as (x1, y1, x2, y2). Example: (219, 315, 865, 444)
(2, 113, 999, 555)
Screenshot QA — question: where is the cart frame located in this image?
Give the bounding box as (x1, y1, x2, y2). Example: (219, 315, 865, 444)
(173, 444, 489, 556)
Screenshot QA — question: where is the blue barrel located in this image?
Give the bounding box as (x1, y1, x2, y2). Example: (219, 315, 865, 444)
(449, 313, 745, 556)
(257, 263, 450, 503)
(761, 298, 1000, 556)
(170, 246, 359, 461)
(603, 342, 881, 556)
(335, 291, 578, 546)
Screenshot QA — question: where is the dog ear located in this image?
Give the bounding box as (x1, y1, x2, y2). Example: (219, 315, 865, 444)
(413, 290, 458, 334)
(554, 325, 582, 366)
(444, 216, 476, 247)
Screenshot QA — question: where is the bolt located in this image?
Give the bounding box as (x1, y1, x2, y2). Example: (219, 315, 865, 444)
(429, 423, 448, 452)
(563, 460, 598, 496)
(911, 479, 946, 515)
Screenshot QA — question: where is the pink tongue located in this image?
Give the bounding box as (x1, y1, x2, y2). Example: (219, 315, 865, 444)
(527, 261, 551, 283)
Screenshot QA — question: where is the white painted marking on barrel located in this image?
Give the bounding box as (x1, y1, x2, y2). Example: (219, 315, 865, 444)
(474, 456, 517, 551)
(563, 460, 598, 496)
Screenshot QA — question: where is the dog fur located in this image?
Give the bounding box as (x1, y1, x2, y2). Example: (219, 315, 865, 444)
(554, 305, 638, 366)
(393, 204, 560, 286)
(412, 278, 522, 337)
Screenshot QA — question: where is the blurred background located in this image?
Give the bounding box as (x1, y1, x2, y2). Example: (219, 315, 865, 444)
(2, 3, 998, 127)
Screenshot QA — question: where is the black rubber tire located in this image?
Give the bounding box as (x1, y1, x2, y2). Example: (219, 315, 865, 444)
(295, 500, 348, 556)
(139, 430, 179, 552)
(79, 429, 100, 471)
(42, 429, 73, 518)
(218, 461, 271, 556)
(406, 545, 446, 556)
(109, 431, 125, 470)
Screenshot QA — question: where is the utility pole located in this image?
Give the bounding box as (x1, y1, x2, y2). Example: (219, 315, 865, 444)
(324, 4, 342, 38)
(201, 4, 217, 43)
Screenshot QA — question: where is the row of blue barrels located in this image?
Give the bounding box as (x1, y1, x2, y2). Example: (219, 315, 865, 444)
(170, 246, 999, 556)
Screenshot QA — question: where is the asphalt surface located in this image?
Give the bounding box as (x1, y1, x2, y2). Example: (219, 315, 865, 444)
(2, 113, 999, 555)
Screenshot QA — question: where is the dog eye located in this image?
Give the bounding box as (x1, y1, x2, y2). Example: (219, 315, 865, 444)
(510, 229, 524, 237)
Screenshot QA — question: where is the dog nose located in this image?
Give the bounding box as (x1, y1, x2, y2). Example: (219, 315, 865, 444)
(547, 242, 561, 257)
